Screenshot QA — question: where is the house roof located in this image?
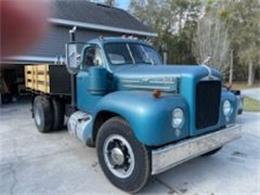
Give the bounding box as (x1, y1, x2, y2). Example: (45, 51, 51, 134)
(2, 1, 157, 64)
(50, 0, 157, 37)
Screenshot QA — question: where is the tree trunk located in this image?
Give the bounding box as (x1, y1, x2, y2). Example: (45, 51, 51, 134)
(248, 60, 255, 86)
(229, 49, 234, 85)
(163, 52, 168, 64)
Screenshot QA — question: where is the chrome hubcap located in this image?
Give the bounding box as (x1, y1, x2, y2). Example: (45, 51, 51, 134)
(103, 134, 135, 178)
(110, 147, 125, 165)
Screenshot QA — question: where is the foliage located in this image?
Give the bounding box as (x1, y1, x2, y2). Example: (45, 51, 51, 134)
(192, 2, 231, 72)
(89, 0, 117, 7)
(243, 96, 260, 112)
(103, 0, 117, 7)
(219, 0, 260, 85)
(129, 0, 201, 64)
(231, 82, 260, 90)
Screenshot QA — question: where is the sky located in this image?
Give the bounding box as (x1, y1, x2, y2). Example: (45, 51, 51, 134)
(117, 0, 130, 10)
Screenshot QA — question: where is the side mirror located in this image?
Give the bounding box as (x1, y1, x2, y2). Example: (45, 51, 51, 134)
(65, 42, 84, 74)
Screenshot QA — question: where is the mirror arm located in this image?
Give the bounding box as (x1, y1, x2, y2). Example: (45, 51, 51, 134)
(69, 26, 77, 42)
(68, 26, 77, 113)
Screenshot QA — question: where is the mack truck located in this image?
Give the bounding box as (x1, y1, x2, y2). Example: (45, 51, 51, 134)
(25, 29, 241, 193)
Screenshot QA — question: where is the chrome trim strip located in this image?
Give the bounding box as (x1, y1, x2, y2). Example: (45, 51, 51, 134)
(151, 124, 241, 175)
(123, 84, 173, 90)
(121, 80, 177, 85)
(49, 18, 158, 37)
(200, 75, 219, 81)
(148, 80, 177, 84)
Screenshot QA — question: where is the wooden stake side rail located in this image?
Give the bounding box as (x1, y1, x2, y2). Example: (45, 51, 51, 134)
(25, 65, 50, 93)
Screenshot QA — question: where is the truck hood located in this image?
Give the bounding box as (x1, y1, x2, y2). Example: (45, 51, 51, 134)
(113, 64, 221, 92)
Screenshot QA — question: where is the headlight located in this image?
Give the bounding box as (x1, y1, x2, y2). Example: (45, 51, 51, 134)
(223, 100, 232, 116)
(172, 108, 184, 128)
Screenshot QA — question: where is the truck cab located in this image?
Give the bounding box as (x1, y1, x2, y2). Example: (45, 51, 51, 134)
(28, 36, 241, 193)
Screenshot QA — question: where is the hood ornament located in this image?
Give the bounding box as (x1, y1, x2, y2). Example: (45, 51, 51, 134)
(201, 56, 214, 80)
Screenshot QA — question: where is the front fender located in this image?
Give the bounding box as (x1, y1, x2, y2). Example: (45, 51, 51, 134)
(93, 91, 189, 146)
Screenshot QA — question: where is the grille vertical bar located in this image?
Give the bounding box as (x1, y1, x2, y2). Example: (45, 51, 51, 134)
(195, 80, 221, 129)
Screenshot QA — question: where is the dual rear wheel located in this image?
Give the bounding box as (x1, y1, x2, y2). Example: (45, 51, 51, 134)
(33, 96, 64, 132)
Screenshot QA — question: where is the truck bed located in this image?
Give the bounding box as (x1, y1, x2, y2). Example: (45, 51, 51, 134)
(25, 64, 71, 95)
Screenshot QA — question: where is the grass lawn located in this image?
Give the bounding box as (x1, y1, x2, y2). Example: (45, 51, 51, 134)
(243, 96, 260, 112)
(231, 82, 260, 90)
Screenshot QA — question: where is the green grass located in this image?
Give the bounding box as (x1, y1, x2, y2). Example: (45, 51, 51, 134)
(230, 82, 260, 90)
(243, 96, 260, 112)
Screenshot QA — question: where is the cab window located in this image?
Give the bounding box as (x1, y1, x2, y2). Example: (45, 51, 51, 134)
(82, 45, 103, 69)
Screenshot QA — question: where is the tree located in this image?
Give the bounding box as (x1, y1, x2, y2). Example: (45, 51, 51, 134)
(88, 0, 117, 7)
(219, 0, 260, 85)
(193, 0, 260, 85)
(103, 0, 117, 7)
(193, 1, 231, 73)
(129, 0, 201, 64)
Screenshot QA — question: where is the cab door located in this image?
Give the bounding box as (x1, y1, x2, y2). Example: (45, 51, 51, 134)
(76, 44, 105, 114)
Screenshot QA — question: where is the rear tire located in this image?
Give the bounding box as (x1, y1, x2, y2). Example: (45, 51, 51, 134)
(33, 96, 54, 133)
(96, 117, 150, 193)
(51, 98, 65, 130)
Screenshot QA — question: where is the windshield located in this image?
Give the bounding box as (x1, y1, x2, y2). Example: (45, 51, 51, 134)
(104, 42, 162, 65)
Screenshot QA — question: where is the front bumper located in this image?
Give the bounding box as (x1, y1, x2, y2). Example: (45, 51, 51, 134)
(151, 124, 241, 175)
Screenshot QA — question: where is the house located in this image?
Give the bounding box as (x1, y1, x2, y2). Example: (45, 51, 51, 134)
(0, 0, 157, 104)
(5, 0, 157, 65)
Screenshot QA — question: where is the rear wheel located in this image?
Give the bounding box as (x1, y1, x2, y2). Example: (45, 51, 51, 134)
(96, 117, 150, 193)
(33, 96, 54, 133)
(51, 98, 65, 130)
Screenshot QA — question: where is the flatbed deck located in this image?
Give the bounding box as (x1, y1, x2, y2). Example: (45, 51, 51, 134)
(25, 64, 71, 95)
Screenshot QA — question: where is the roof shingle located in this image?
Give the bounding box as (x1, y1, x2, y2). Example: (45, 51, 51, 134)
(51, 0, 153, 33)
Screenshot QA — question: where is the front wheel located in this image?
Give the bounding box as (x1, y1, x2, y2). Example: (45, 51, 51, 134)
(96, 117, 150, 193)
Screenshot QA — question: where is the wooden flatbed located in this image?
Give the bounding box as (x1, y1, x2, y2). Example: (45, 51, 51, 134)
(25, 64, 71, 95)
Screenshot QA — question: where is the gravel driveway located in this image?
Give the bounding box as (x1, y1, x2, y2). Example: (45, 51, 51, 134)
(242, 88, 260, 101)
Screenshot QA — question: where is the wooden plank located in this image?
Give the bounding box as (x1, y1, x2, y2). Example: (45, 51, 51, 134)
(36, 75, 49, 82)
(24, 67, 28, 88)
(25, 65, 34, 89)
(25, 65, 33, 72)
(36, 64, 49, 73)
(37, 83, 50, 93)
(27, 81, 34, 89)
(24, 64, 53, 94)
(26, 74, 34, 80)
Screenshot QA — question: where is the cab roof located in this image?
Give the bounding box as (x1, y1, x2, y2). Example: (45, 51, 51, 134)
(88, 36, 151, 46)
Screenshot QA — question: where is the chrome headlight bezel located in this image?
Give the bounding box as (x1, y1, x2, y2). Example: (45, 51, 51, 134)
(172, 108, 184, 129)
(223, 100, 233, 116)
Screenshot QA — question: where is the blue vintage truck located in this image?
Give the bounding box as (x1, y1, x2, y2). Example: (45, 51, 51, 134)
(25, 29, 241, 192)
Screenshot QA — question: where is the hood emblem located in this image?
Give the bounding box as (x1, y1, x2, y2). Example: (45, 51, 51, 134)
(201, 64, 215, 80)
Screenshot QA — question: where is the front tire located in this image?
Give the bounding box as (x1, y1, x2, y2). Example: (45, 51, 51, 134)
(96, 117, 150, 193)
